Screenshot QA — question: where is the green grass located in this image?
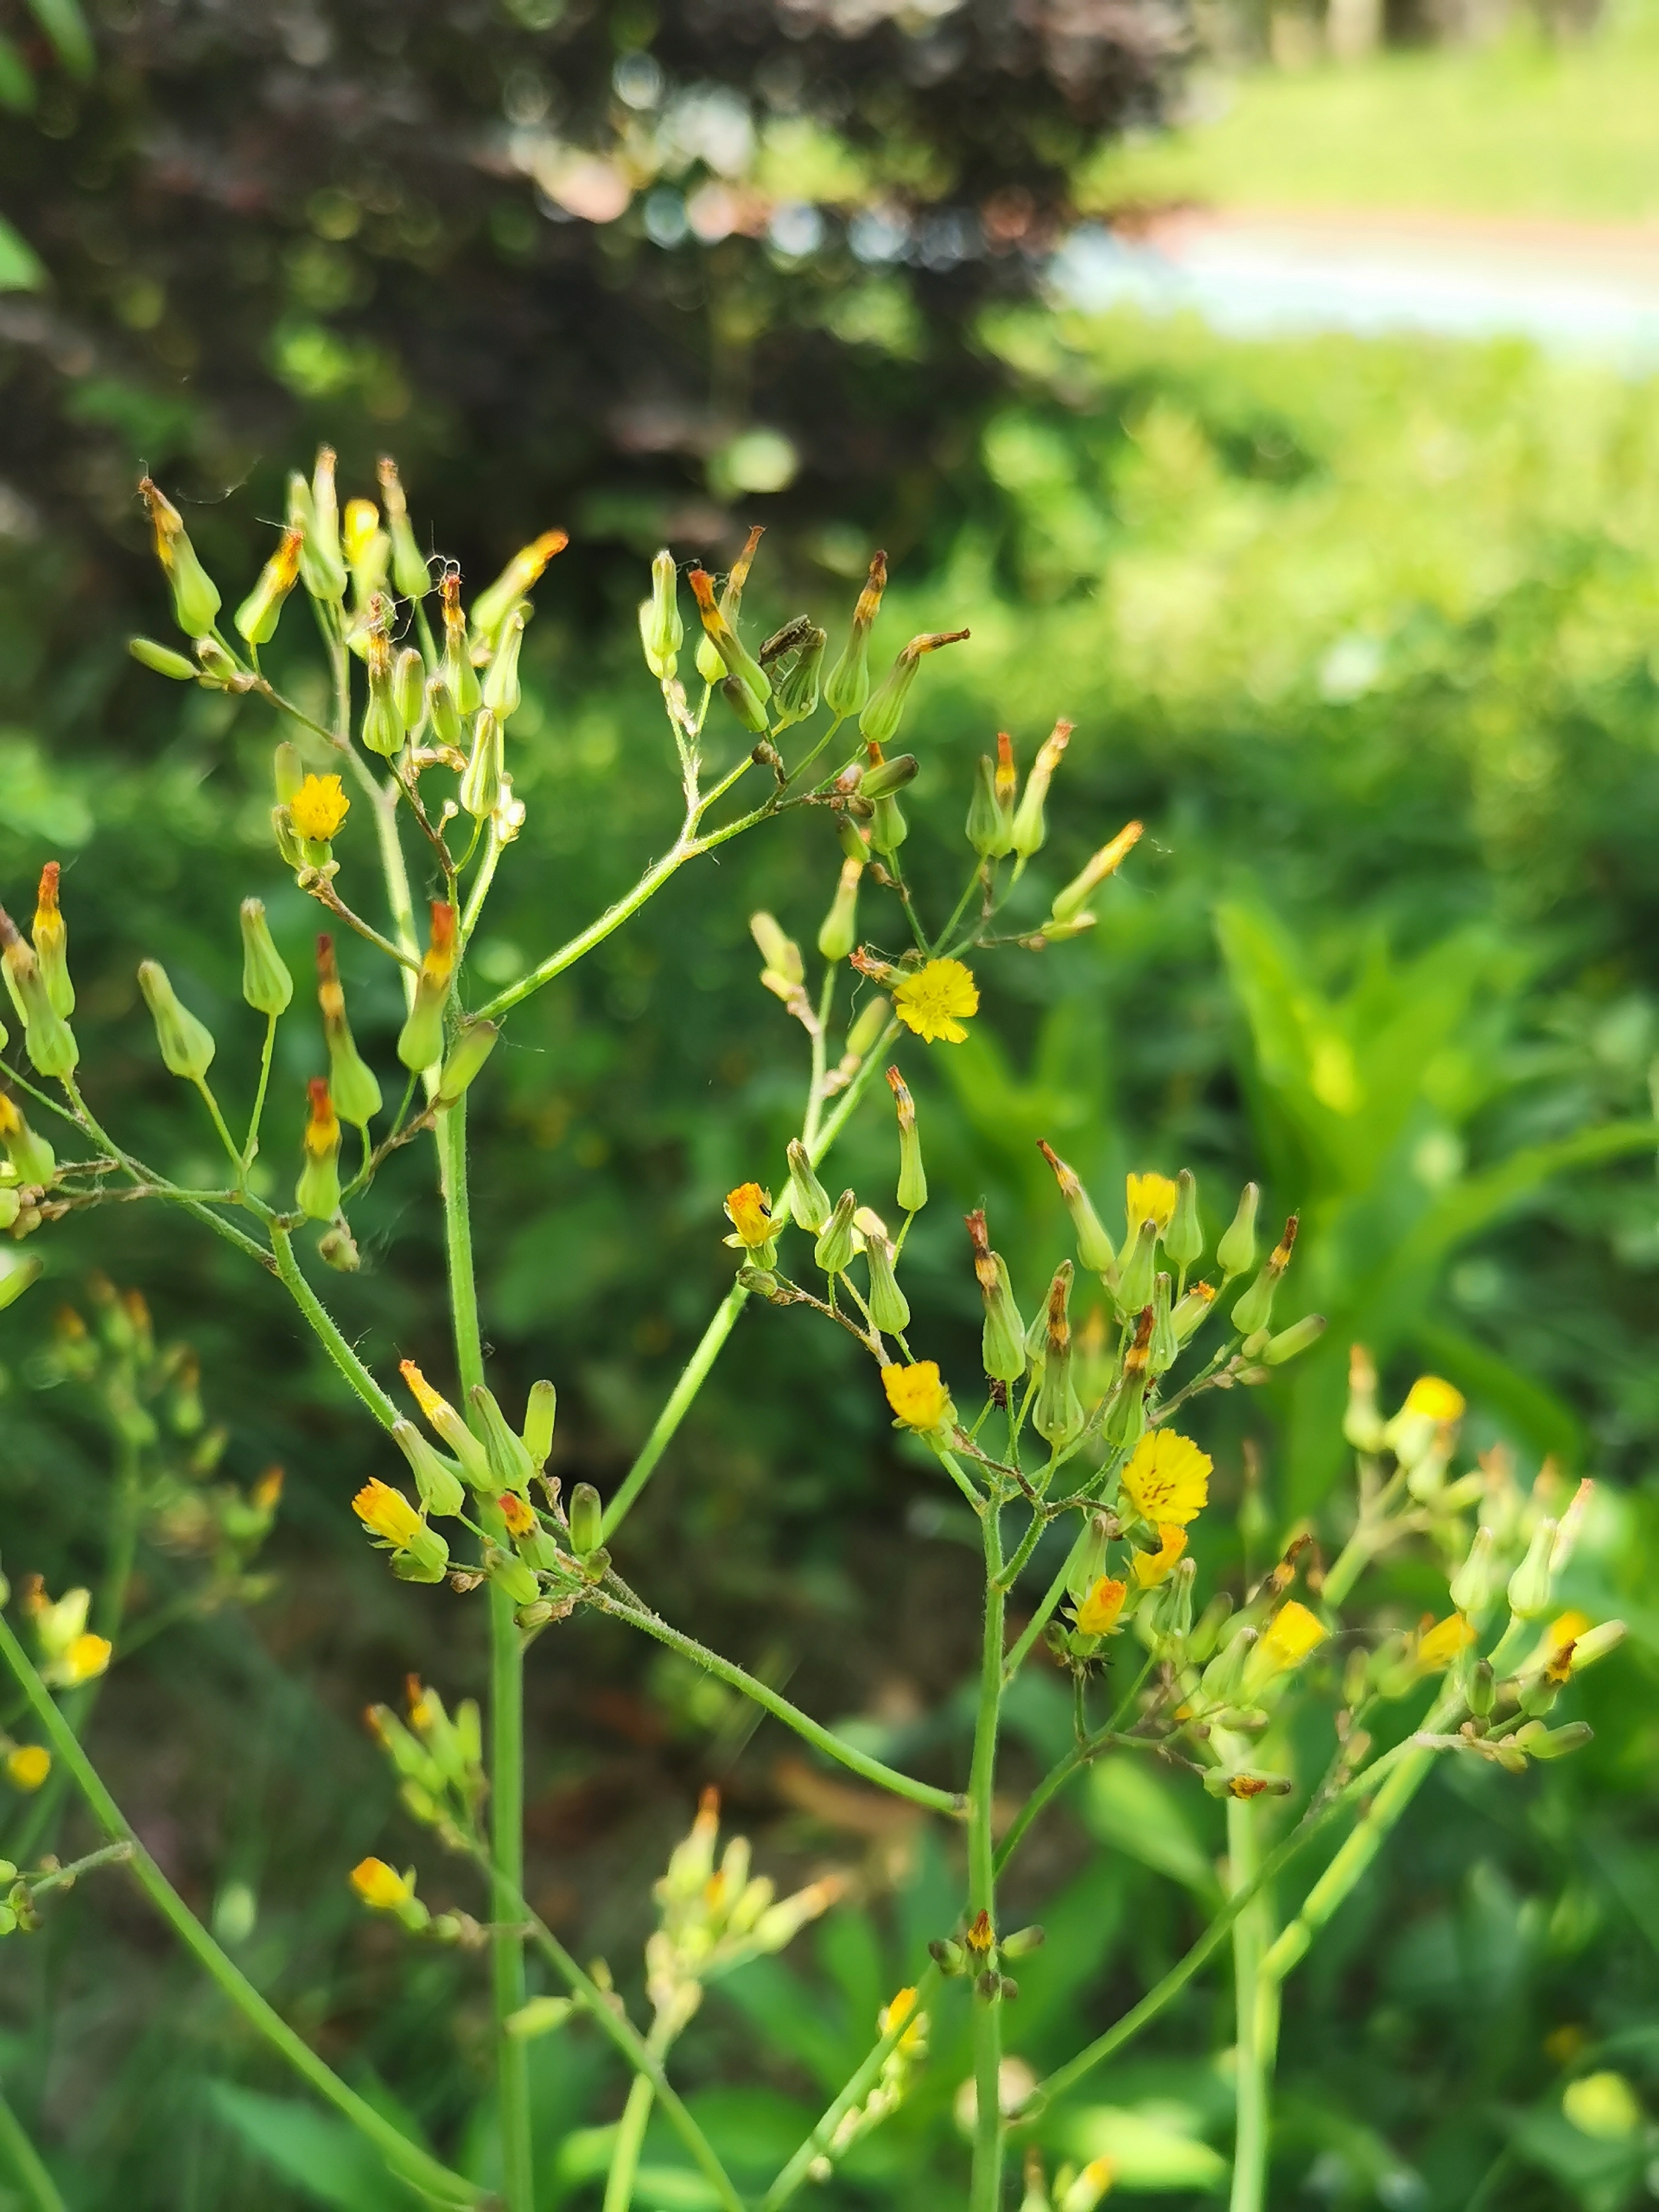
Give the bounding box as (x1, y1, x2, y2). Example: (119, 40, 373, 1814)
(1082, 2, 1659, 221)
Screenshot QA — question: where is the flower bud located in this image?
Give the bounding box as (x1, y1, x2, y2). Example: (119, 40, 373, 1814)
(440, 572, 482, 713)
(470, 1383, 535, 1496)
(1171, 1280, 1215, 1343)
(868, 789, 907, 855)
(377, 457, 432, 601)
(1569, 1618, 1625, 1671)
(392, 646, 426, 733)
(239, 898, 293, 1016)
(361, 631, 402, 759)
(391, 1419, 465, 1518)
(856, 1208, 910, 1335)
(1036, 1141, 1115, 1274)
(1216, 1183, 1259, 1279)
(1264, 1313, 1326, 1366)
(965, 1208, 1026, 1383)
(638, 549, 684, 680)
(31, 863, 72, 1019)
(1230, 1215, 1297, 1337)
(0, 1095, 52, 1187)
(426, 672, 462, 750)
(139, 476, 222, 638)
(1507, 1517, 1559, 1621)
(459, 707, 503, 820)
(316, 935, 382, 1127)
(1049, 819, 1144, 926)
(522, 1379, 557, 1469)
(472, 530, 567, 640)
(1164, 1167, 1203, 1272)
(129, 636, 200, 680)
(568, 1482, 603, 1557)
(1009, 721, 1072, 859)
(436, 1018, 499, 1107)
(816, 856, 863, 964)
(1149, 1271, 1179, 1376)
(886, 1066, 927, 1214)
(1449, 1526, 1502, 1614)
(137, 959, 216, 1082)
(966, 750, 1015, 858)
(0, 909, 75, 1078)
(397, 900, 458, 1073)
(858, 631, 969, 750)
(721, 671, 770, 734)
(860, 750, 919, 799)
(815, 1188, 859, 1276)
(485, 1546, 541, 1607)
(1104, 1306, 1155, 1450)
(1034, 1262, 1083, 1449)
(1114, 1217, 1158, 1320)
(304, 447, 349, 603)
(687, 566, 770, 710)
(296, 1078, 342, 1220)
(235, 526, 303, 647)
(482, 608, 525, 720)
(399, 1360, 492, 1490)
(786, 1139, 832, 1234)
(1513, 1718, 1593, 1761)
(772, 624, 825, 729)
(823, 550, 887, 720)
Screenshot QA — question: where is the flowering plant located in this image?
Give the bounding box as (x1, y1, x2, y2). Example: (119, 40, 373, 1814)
(0, 451, 1622, 2210)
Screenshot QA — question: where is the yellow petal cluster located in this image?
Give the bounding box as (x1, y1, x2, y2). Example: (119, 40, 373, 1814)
(351, 1856, 415, 1912)
(892, 959, 979, 1045)
(352, 1477, 423, 1549)
(724, 1181, 775, 1249)
(5, 1744, 51, 1791)
(289, 772, 351, 843)
(1075, 1575, 1128, 1637)
(1255, 1600, 1328, 1675)
(881, 1359, 954, 1432)
(1402, 1375, 1465, 1423)
(1131, 1524, 1187, 1589)
(1119, 1429, 1211, 1528)
(1125, 1171, 1179, 1236)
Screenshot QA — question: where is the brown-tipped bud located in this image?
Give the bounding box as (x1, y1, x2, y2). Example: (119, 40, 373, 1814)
(858, 629, 970, 750)
(887, 1066, 927, 1213)
(32, 863, 72, 1019)
(440, 570, 482, 713)
(688, 566, 770, 710)
(966, 1208, 1027, 1383)
(377, 456, 433, 601)
(316, 935, 382, 1127)
(1010, 720, 1073, 859)
(235, 526, 303, 647)
(397, 900, 458, 1073)
(1034, 1260, 1083, 1449)
(139, 476, 221, 638)
(1231, 1214, 1298, 1337)
(823, 550, 888, 720)
(471, 529, 568, 640)
(1037, 1140, 1115, 1273)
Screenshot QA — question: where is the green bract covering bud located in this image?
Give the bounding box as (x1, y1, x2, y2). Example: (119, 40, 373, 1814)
(1263, 1313, 1326, 1365)
(966, 752, 1015, 858)
(815, 1188, 858, 1277)
(485, 1547, 540, 1607)
(1009, 720, 1072, 859)
(857, 631, 969, 750)
(772, 624, 825, 730)
(1049, 820, 1144, 926)
(868, 790, 907, 855)
(688, 567, 770, 707)
(859, 751, 919, 799)
(361, 632, 402, 759)
(137, 959, 216, 1082)
(391, 1419, 466, 1518)
(436, 1018, 500, 1107)
(1507, 1516, 1559, 1620)
(639, 549, 684, 680)
(1230, 1216, 1296, 1338)
(823, 550, 886, 720)
(0, 1250, 41, 1313)
(129, 636, 199, 680)
(522, 1379, 557, 1469)
(0, 912, 76, 1078)
(234, 527, 303, 647)
(720, 672, 770, 734)
(459, 707, 503, 820)
(974, 1233, 1026, 1384)
(0, 1094, 53, 1187)
(296, 1078, 342, 1220)
(295, 449, 348, 603)
(1216, 1182, 1259, 1279)
(240, 899, 293, 1016)
(1514, 1718, 1593, 1760)
(31, 864, 72, 1019)
(273, 742, 304, 806)
(316, 935, 382, 1128)
(855, 1207, 910, 1335)
(568, 1482, 603, 1556)
(1037, 1141, 1115, 1274)
(376, 457, 432, 601)
(471, 1384, 535, 1496)
(1034, 1262, 1084, 1449)
(786, 1138, 832, 1234)
(887, 1066, 927, 1213)
(845, 995, 891, 1061)
(426, 672, 462, 750)
(1449, 1526, 1501, 1614)
(393, 646, 426, 733)
(1164, 1168, 1204, 1271)
(1114, 1216, 1158, 1319)
(816, 856, 863, 962)
(483, 608, 525, 720)
(139, 477, 222, 638)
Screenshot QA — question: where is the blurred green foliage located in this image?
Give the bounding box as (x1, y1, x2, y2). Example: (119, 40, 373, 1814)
(4, 300, 1659, 2208)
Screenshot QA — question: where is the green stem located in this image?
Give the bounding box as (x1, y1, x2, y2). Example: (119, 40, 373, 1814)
(591, 1593, 962, 1817)
(604, 2025, 670, 2212)
(269, 1223, 399, 1429)
(478, 837, 699, 1022)
(0, 1611, 478, 2207)
(192, 1077, 243, 1169)
(242, 1012, 280, 1172)
(1002, 1523, 1089, 1684)
(0, 2085, 66, 2212)
(993, 1654, 1157, 1876)
(461, 827, 504, 942)
(435, 1101, 532, 2212)
(57, 1073, 274, 1270)
(969, 1504, 1007, 2212)
(1226, 1796, 1272, 2212)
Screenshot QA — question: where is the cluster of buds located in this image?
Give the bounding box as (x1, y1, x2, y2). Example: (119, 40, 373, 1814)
(347, 1853, 484, 1948)
(931, 1906, 1045, 2002)
(1018, 2149, 1118, 2212)
(366, 1676, 487, 1853)
(807, 1982, 932, 2181)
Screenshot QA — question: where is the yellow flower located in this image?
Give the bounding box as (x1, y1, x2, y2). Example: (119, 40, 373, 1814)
(351, 1856, 415, 1912)
(1402, 1375, 1465, 1423)
(1547, 1608, 1592, 1651)
(251, 1465, 285, 1512)
(45, 1633, 113, 1688)
(892, 959, 979, 1045)
(498, 1491, 537, 1538)
(5, 1744, 50, 1791)
(723, 1181, 775, 1250)
(1125, 1172, 1180, 1237)
(879, 1985, 928, 2055)
(1250, 1600, 1328, 1683)
(352, 1478, 423, 1549)
(881, 1360, 955, 1432)
(289, 773, 351, 843)
(1131, 1524, 1188, 1589)
(1416, 1613, 1475, 1671)
(1075, 1575, 1128, 1637)
(1119, 1429, 1211, 1528)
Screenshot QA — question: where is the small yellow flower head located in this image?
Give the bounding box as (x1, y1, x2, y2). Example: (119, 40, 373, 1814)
(498, 1491, 537, 1538)
(1252, 1599, 1328, 1681)
(45, 1632, 113, 1688)
(723, 1182, 776, 1250)
(879, 1985, 928, 2055)
(881, 1359, 955, 1433)
(892, 958, 979, 1045)
(352, 1478, 423, 1549)
(289, 773, 351, 844)
(1416, 1612, 1475, 1671)
(1075, 1575, 1128, 1637)
(1131, 1524, 1188, 1590)
(351, 1856, 415, 1912)
(5, 1744, 51, 1791)
(1125, 1172, 1180, 1238)
(1061, 2156, 1117, 2212)
(1402, 1375, 1465, 1424)
(1119, 1429, 1211, 1528)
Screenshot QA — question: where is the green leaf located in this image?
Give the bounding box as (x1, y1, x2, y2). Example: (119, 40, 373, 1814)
(0, 217, 45, 295)
(25, 0, 93, 78)
(207, 2084, 417, 2210)
(1079, 1757, 1220, 1901)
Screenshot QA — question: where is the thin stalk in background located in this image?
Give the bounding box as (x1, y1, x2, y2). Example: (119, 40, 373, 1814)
(969, 1500, 1008, 2212)
(0, 2086, 66, 2212)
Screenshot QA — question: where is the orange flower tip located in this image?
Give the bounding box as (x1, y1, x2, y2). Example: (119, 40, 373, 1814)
(498, 1492, 536, 1537)
(352, 1478, 423, 1548)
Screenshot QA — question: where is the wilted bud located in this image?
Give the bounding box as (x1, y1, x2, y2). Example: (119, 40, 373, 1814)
(234, 527, 303, 647)
(308, 447, 349, 603)
(823, 550, 887, 720)
(1264, 1313, 1326, 1366)
(0, 1095, 52, 1187)
(31, 863, 72, 1019)
(858, 630, 969, 750)
(522, 1379, 557, 1469)
(316, 935, 382, 1127)
(137, 959, 216, 1082)
(687, 566, 770, 712)
(786, 1139, 832, 1234)
(1049, 819, 1144, 926)
(639, 549, 684, 680)
(362, 631, 402, 759)
(440, 572, 482, 713)
(239, 898, 293, 1017)
(483, 608, 525, 721)
(471, 1383, 536, 1497)
(1164, 1167, 1203, 1272)
(296, 1078, 342, 1220)
(1034, 1262, 1083, 1449)
(1507, 1517, 1560, 1621)
(397, 901, 458, 1074)
(568, 1482, 603, 1557)
(436, 1018, 500, 1107)
(459, 707, 504, 820)
(391, 1419, 465, 1518)
(887, 1067, 927, 1214)
(966, 751, 1015, 858)
(1036, 1141, 1115, 1274)
(129, 636, 200, 680)
(1009, 720, 1072, 859)
(815, 1188, 859, 1277)
(472, 529, 567, 640)
(139, 476, 222, 638)
(1215, 1182, 1259, 1280)
(965, 1210, 1026, 1384)
(1230, 1216, 1297, 1338)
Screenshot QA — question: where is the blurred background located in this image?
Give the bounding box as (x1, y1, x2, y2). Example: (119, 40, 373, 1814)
(3, 1, 1659, 2206)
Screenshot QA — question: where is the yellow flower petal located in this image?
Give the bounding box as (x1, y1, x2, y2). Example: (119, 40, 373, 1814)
(1402, 1375, 1465, 1423)
(1131, 1524, 1188, 1589)
(5, 1744, 50, 1791)
(352, 1477, 424, 1549)
(1120, 1429, 1211, 1527)
(1257, 1599, 1328, 1674)
(881, 1360, 954, 1432)
(1125, 1171, 1180, 1237)
(289, 773, 351, 843)
(1075, 1575, 1128, 1637)
(724, 1181, 775, 1249)
(1416, 1613, 1475, 1671)
(351, 1856, 414, 1912)
(892, 959, 979, 1045)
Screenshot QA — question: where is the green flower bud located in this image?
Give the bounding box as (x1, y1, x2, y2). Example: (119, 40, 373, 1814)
(391, 646, 426, 735)
(1507, 1516, 1559, 1620)
(1263, 1313, 1326, 1366)
(1512, 1718, 1593, 1761)
(1114, 1216, 1158, 1320)
(470, 1383, 535, 1496)
(814, 1188, 858, 1276)
(310, 446, 349, 601)
(720, 672, 770, 735)
(1172, 1280, 1216, 1343)
(856, 1208, 910, 1335)
(483, 608, 525, 721)
(436, 1018, 500, 1107)
(1449, 1526, 1502, 1614)
(1216, 1182, 1260, 1279)
(273, 742, 303, 806)
(522, 1379, 557, 1469)
(858, 630, 968, 750)
(1037, 1141, 1115, 1274)
(823, 551, 886, 720)
(376, 457, 432, 601)
(240, 899, 293, 1016)
(472, 530, 566, 641)
(424, 673, 461, 751)
(361, 633, 402, 759)
(860, 750, 919, 798)
(869, 793, 907, 854)
(1467, 1656, 1495, 1716)
(1230, 1266, 1277, 1339)
(1034, 1263, 1083, 1449)
(639, 549, 684, 680)
(0, 914, 76, 1078)
(1570, 1619, 1626, 1671)
(139, 476, 222, 638)
(296, 1078, 342, 1220)
(972, 1227, 1026, 1384)
(568, 1482, 603, 1557)
(816, 857, 863, 963)
(484, 1546, 539, 1606)
(235, 526, 303, 647)
(459, 707, 503, 820)
(0, 1251, 41, 1313)
(1164, 1168, 1204, 1271)
(1009, 720, 1071, 859)
(0, 1096, 54, 1187)
(786, 1138, 832, 1234)
(391, 1418, 465, 1518)
(845, 995, 891, 1061)
(128, 636, 200, 680)
(137, 959, 216, 1082)
(1149, 1272, 1179, 1376)
(966, 752, 1015, 858)
(772, 625, 825, 730)
(316, 936, 382, 1128)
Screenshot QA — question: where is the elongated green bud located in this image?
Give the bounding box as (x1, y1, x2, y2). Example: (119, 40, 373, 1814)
(568, 1482, 603, 1557)
(1034, 1261, 1083, 1449)
(137, 959, 215, 1081)
(1164, 1168, 1204, 1271)
(440, 572, 482, 712)
(1449, 1526, 1502, 1614)
(436, 1018, 500, 1107)
(1230, 1216, 1297, 1338)
(773, 625, 825, 730)
(886, 1065, 927, 1213)
(139, 476, 221, 638)
(823, 551, 887, 720)
(967, 1210, 1026, 1382)
(0, 1094, 52, 1186)
(31, 864, 72, 1020)
(1264, 1313, 1326, 1366)
(1149, 1272, 1178, 1376)
(1216, 1183, 1259, 1279)
(1114, 1216, 1158, 1319)
(483, 608, 525, 720)
(853, 1207, 910, 1334)
(238, 899, 293, 1016)
(639, 549, 684, 680)
(316, 935, 382, 1127)
(129, 636, 199, 680)
(472, 530, 566, 640)
(391, 1418, 465, 1518)
(868, 790, 907, 855)
(235, 526, 303, 647)
(845, 995, 890, 1062)
(1009, 720, 1072, 859)
(1508, 1516, 1559, 1620)
(1050, 819, 1144, 926)
(470, 1384, 535, 1497)
(426, 673, 462, 750)
(688, 567, 770, 708)
(721, 672, 770, 735)
(860, 750, 918, 799)
(1037, 1141, 1115, 1273)
(296, 1078, 342, 1220)
(693, 525, 765, 685)
(397, 901, 458, 1074)
(361, 632, 401, 759)
(459, 707, 503, 820)
(376, 457, 432, 601)
(522, 1379, 557, 1469)
(816, 856, 863, 963)
(786, 1138, 832, 1234)
(966, 752, 1015, 858)
(814, 1188, 858, 1276)
(859, 629, 969, 750)
(1171, 1280, 1216, 1343)
(392, 647, 426, 734)
(0, 1250, 41, 1312)
(302, 448, 348, 602)
(0, 912, 75, 1078)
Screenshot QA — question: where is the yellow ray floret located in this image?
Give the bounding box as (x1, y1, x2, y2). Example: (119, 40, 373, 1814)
(1125, 1171, 1179, 1236)
(1416, 1613, 1475, 1671)
(1132, 1523, 1188, 1589)
(892, 959, 979, 1045)
(881, 1359, 954, 1432)
(1120, 1429, 1211, 1528)
(289, 772, 351, 843)
(1402, 1374, 1465, 1423)
(1075, 1575, 1128, 1637)
(1256, 1599, 1328, 1676)
(723, 1182, 775, 1249)
(352, 1477, 423, 1549)
(350, 1856, 415, 1912)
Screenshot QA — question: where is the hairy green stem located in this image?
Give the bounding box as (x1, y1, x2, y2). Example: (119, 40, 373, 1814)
(993, 1653, 1157, 1876)
(1227, 1796, 1273, 2212)
(969, 1505, 1008, 2212)
(1002, 1522, 1089, 1684)
(269, 1224, 399, 1429)
(0, 1611, 479, 2207)
(241, 1012, 280, 1172)
(0, 2085, 66, 2212)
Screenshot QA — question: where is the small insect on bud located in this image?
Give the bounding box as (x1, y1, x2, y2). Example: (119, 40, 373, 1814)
(235, 526, 303, 648)
(1230, 1214, 1297, 1338)
(138, 475, 222, 639)
(483, 607, 526, 721)
(1216, 1181, 1260, 1279)
(771, 623, 826, 730)
(786, 1138, 833, 1234)
(129, 636, 200, 680)
(887, 1067, 927, 1214)
(397, 901, 459, 1073)
(823, 550, 887, 721)
(31, 863, 72, 1019)
(816, 856, 863, 964)
(568, 1482, 603, 1557)
(471, 528, 568, 641)
(1037, 1140, 1115, 1274)
(296, 1078, 343, 1220)
(638, 548, 684, 680)
(857, 630, 969, 750)
(1009, 720, 1072, 859)
(436, 1018, 500, 1108)
(459, 707, 504, 820)
(316, 935, 382, 1128)
(240, 898, 293, 1017)
(0, 909, 76, 1078)
(137, 959, 217, 1083)
(0, 1094, 53, 1187)
(521, 1379, 557, 1470)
